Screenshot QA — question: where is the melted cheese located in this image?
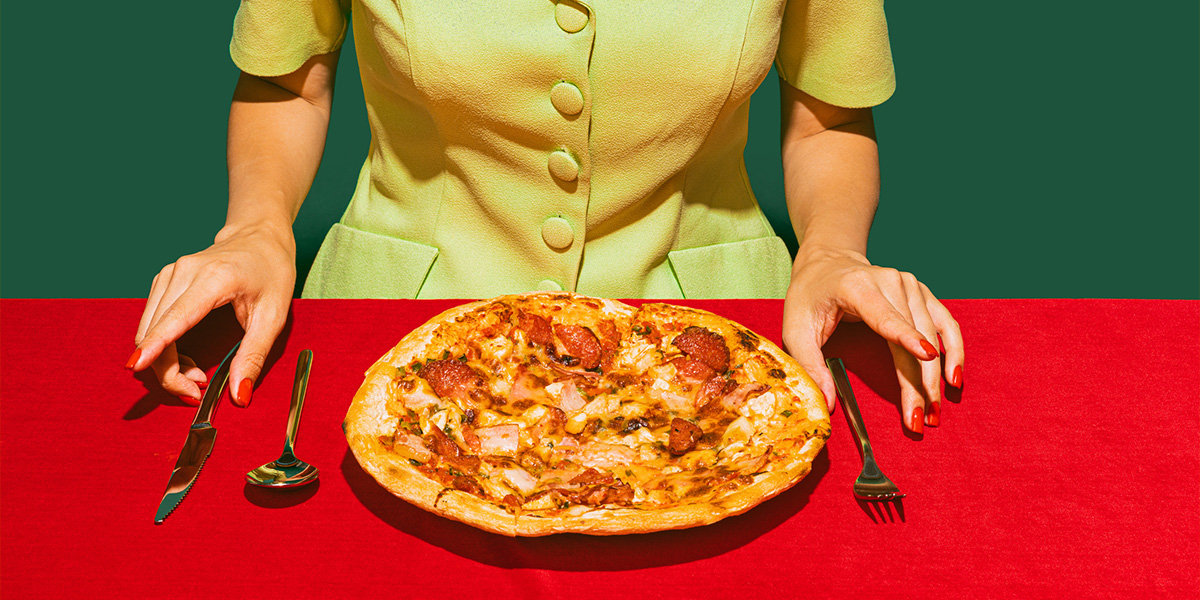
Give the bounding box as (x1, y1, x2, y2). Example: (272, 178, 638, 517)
(382, 296, 828, 515)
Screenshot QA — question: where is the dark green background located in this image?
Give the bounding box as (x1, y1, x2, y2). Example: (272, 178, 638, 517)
(2, 3, 1197, 299)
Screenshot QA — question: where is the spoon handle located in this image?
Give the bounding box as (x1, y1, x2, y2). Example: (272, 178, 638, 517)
(283, 350, 314, 458)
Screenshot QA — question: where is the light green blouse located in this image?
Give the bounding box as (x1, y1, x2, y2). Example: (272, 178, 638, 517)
(231, 0, 895, 299)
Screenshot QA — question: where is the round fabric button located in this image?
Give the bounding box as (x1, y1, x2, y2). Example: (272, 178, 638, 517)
(554, 0, 589, 33)
(541, 216, 575, 250)
(537, 279, 564, 292)
(548, 150, 579, 182)
(550, 82, 585, 116)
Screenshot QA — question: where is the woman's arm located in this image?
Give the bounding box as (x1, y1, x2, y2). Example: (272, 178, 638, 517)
(128, 51, 341, 408)
(779, 81, 963, 433)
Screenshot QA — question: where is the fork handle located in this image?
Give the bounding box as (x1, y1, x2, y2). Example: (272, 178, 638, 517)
(826, 358, 878, 466)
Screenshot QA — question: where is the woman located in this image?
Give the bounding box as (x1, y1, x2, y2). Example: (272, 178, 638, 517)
(128, 0, 963, 433)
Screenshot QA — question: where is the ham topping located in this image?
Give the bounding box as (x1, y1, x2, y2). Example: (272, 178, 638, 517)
(545, 381, 586, 412)
(509, 367, 547, 404)
(554, 441, 636, 468)
(500, 467, 538, 494)
(420, 359, 480, 398)
(400, 387, 441, 410)
(475, 424, 520, 456)
(537, 467, 585, 486)
(720, 383, 771, 414)
(553, 324, 603, 370)
(668, 418, 704, 455)
(393, 432, 434, 462)
(578, 442, 637, 468)
(671, 326, 730, 373)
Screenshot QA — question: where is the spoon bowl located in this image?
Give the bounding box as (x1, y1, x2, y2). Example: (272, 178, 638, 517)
(245, 350, 319, 489)
(246, 454, 319, 488)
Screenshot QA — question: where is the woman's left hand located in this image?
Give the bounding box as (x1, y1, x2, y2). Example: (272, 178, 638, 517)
(782, 242, 963, 433)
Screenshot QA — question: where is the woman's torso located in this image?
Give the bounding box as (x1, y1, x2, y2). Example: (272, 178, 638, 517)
(301, 0, 794, 299)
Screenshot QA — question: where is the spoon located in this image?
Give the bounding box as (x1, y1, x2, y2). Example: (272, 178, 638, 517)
(246, 349, 320, 488)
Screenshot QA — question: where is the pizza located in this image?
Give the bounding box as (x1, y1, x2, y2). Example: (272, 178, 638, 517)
(344, 292, 830, 536)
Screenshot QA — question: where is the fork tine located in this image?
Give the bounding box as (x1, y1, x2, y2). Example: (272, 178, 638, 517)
(828, 358, 907, 502)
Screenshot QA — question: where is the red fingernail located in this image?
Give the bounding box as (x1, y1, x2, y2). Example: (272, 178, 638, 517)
(235, 379, 253, 407)
(125, 348, 143, 370)
(196, 380, 209, 389)
(911, 406, 924, 434)
(952, 365, 962, 388)
(925, 401, 940, 427)
(178, 395, 199, 406)
(919, 339, 938, 359)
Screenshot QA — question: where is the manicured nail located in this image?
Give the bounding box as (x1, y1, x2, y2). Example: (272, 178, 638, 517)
(925, 401, 940, 427)
(178, 395, 199, 406)
(951, 365, 962, 388)
(235, 379, 253, 407)
(125, 348, 143, 370)
(196, 380, 209, 389)
(911, 406, 924, 434)
(919, 339, 938, 359)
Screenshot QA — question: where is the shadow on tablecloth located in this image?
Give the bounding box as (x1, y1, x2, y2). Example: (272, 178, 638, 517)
(341, 447, 830, 570)
(122, 305, 292, 420)
(820, 321, 967, 440)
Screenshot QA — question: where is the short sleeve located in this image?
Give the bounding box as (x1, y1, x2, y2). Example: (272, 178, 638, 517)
(775, 0, 896, 108)
(230, 0, 350, 77)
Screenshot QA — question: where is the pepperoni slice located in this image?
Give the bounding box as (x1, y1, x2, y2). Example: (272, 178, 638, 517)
(553, 324, 602, 369)
(670, 356, 717, 381)
(668, 418, 704, 456)
(671, 326, 730, 373)
(420, 359, 480, 398)
(569, 468, 615, 485)
(518, 310, 554, 346)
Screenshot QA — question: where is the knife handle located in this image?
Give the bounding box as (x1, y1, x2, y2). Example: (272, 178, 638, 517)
(193, 341, 241, 427)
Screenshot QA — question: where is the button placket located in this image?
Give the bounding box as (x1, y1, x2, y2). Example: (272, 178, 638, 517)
(539, 0, 593, 293)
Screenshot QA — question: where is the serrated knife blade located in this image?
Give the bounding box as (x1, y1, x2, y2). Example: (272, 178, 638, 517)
(154, 341, 240, 524)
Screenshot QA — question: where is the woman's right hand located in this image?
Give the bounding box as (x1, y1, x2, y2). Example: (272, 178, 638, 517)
(126, 222, 297, 407)
(126, 52, 340, 406)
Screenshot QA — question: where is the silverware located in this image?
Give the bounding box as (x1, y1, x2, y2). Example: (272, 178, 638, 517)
(155, 341, 241, 524)
(826, 358, 905, 501)
(245, 350, 319, 488)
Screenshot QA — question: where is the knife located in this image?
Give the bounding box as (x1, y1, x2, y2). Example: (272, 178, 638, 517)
(154, 341, 241, 524)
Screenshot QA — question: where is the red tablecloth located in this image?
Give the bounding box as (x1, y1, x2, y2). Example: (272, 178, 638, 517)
(1, 299, 1197, 598)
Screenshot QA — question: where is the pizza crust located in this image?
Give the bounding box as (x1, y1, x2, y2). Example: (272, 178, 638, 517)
(344, 293, 830, 536)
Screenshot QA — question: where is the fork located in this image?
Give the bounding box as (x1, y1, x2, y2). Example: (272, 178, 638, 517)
(826, 358, 905, 501)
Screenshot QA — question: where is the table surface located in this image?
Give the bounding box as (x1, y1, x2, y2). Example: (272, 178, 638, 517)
(1, 298, 1197, 598)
